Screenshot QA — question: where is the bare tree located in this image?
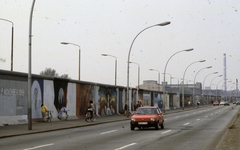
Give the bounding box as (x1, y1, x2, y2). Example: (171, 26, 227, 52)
(40, 68, 70, 79)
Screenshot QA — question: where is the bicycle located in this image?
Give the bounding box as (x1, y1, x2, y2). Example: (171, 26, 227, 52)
(58, 110, 69, 121)
(85, 111, 96, 122)
(126, 109, 132, 118)
(46, 111, 53, 122)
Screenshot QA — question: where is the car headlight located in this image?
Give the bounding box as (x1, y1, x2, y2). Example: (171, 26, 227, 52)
(150, 118, 155, 121)
(131, 118, 136, 122)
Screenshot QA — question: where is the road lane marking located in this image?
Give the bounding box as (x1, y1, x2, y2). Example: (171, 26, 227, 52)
(115, 143, 136, 150)
(185, 114, 189, 116)
(196, 119, 200, 121)
(162, 130, 171, 134)
(23, 143, 54, 150)
(100, 130, 117, 135)
(205, 116, 208, 118)
(175, 116, 179, 118)
(184, 122, 190, 125)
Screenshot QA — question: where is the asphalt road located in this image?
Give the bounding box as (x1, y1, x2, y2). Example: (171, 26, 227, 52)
(0, 105, 239, 150)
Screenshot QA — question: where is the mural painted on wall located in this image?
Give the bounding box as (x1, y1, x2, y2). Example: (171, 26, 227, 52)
(31, 79, 43, 118)
(98, 87, 117, 116)
(119, 89, 125, 114)
(76, 84, 94, 117)
(54, 80, 68, 112)
(0, 78, 27, 116)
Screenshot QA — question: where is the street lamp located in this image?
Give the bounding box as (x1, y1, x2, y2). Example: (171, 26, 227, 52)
(203, 72, 218, 92)
(163, 48, 193, 112)
(0, 18, 14, 71)
(216, 79, 228, 101)
(101, 54, 117, 86)
(192, 66, 212, 105)
(182, 60, 206, 110)
(209, 75, 222, 102)
(210, 75, 223, 89)
(149, 69, 160, 91)
(171, 77, 179, 93)
(127, 21, 170, 113)
(149, 69, 160, 83)
(202, 72, 218, 103)
(163, 73, 172, 92)
(129, 61, 140, 90)
(129, 61, 140, 103)
(28, 0, 36, 130)
(61, 42, 81, 80)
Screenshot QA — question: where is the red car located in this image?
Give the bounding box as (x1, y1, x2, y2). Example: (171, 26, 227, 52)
(130, 106, 164, 130)
(213, 101, 220, 106)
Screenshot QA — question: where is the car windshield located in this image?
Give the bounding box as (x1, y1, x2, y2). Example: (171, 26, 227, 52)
(135, 108, 158, 114)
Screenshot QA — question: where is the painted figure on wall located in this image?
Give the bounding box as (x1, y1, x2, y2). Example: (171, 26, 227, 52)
(31, 79, 43, 119)
(98, 87, 117, 116)
(54, 80, 68, 113)
(77, 84, 94, 117)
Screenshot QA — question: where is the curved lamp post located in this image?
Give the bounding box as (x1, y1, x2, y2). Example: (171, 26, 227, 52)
(209, 75, 222, 102)
(216, 79, 227, 101)
(149, 69, 160, 91)
(127, 21, 170, 112)
(192, 66, 212, 105)
(171, 77, 179, 93)
(182, 60, 206, 110)
(28, 0, 36, 130)
(129, 61, 140, 103)
(163, 48, 193, 112)
(61, 42, 81, 80)
(210, 75, 223, 89)
(101, 54, 117, 85)
(202, 71, 218, 103)
(0, 18, 14, 71)
(149, 69, 160, 84)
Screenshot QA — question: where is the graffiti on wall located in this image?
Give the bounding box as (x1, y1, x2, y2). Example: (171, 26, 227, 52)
(98, 87, 117, 116)
(0, 79, 28, 116)
(54, 80, 68, 112)
(31, 79, 43, 118)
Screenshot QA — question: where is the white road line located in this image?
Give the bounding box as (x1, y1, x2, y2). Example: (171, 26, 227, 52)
(196, 119, 200, 121)
(175, 116, 179, 118)
(23, 143, 54, 150)
(162, 130, 171, 134)
(205, 116, 208, 118)
(100, 130, 117, 135)
(185, 114, 189, 116)
(115, 143, 137, 150)
(184, 122, 190, 125)
(211, 114, 213, 115)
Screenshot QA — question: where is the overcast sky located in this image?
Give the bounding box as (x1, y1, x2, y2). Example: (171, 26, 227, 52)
(0, 0, 240, 89)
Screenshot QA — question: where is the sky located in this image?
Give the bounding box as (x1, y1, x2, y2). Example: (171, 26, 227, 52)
(0, 0, 240, 90)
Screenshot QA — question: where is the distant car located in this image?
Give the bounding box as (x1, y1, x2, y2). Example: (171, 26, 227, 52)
(130, 106, 164, 130)
(220, 101, 230, 106)
(233, 101, 236, 104)
(236, 101, 240, 105)
(213, 101, 220, 106)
